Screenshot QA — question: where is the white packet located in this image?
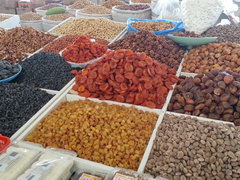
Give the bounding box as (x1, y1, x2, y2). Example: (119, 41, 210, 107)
(17, 152, 74, 180)
(0, 146, 40, 180)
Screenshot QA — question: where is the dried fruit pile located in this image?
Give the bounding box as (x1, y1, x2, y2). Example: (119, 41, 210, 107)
(26, 99, 158, 170)
(42, 35, 79, 53)
(62, 35, 108, 63)
(45, 13, 74, 21)
(102, 0, 127, 9)
(0, 83, 53, 137)
(182, 42, 240, 74)
(168, 69, 240, 125)
(146, 114, 240, 179)
(0, 60, 20, 80)
(173, 31, 202, 38)
(14, 52, 74, 90)
(72, 49, 178, 108)
(51, 18, 125, 41)
(109, 31, 185, 70)
(132, 21, 175, 32)
(20, 12, 42, 21)
(0, 27, 56, 63)
(68, 0, 92, 9)
(80, 5, 111, 14)
(116, 4, 149, 10)
(131, 0, 151, 3)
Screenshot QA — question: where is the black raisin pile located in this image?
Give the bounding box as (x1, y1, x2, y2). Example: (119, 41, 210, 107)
(14, 52, 74, 90)
(0, 60, 20, 80)
(0, 83, 54, 137)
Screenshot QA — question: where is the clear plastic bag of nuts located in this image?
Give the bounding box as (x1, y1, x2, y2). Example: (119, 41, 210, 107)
(107, 168, 155, 180)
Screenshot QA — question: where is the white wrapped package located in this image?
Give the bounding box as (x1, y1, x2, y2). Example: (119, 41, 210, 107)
(17, 152, 74, 180)
(181, 0, 224, 34)
(0, 146, 40, 180)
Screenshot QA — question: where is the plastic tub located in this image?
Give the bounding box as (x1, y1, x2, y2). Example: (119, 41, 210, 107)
(0, 134, 10, 153)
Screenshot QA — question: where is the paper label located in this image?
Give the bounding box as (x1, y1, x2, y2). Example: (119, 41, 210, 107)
(0, 151, 22, 172)
(79, 173, 102, 180)
(112, 173, 138, 180)
(23, 161, 53, 180)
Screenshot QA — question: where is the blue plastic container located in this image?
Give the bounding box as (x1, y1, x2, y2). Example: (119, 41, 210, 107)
(127, 18, 184, 35)
(0, 64, 22, 83)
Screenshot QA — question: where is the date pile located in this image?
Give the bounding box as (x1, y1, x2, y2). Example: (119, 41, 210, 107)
(146, 114, 240, 180)
(62, 35, 108, 63)
(109, 31, 185, 70)
(0, 27, 56, 63)
(0, 83, 53, 137)
(182, 42, 240, 74)
(26, 99, 158, 170)
(168, 69, 240, 125)
(14, 52, 73, 90)
(173, 31, 202, 38)
(132, 21, 175, 32)
(72, 49, 178, 108)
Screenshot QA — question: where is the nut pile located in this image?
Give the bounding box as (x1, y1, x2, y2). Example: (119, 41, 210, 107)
(39, 4, 63, 10)
(202, 25, 240, 43)
(14, 52, 74, 90)
(116, 4, 150, 11)
(131, 21, 175, 32)
(25, 99, 158, 170)
(42, 35, 79, 53)
(102, 0, 127, 9)
(80, 5, 111, 14)
(0, 60, 20, 80)
(72, 49, 178, 109)
(145, 114, 240, 180)
(168, 69, 240, 125)
(131, 0, 151, 3)
(0, 28, 5, 39)
(0, 27, 56, 63)
(45, 13, 74, 21)
(173, 31, 202, 38)
(68, 0, 92, 9)
(109, 31, 185, 70)
(51, 18, 125, 40)
(182, 42, 240, 74)
(20, 12, 42, 21)
(0, 83, 53, 137)
(0, 15, 11, 22)
(62, 35, 108, 63)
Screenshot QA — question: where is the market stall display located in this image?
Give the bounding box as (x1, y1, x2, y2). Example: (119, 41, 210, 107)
(102, 0, 127, 9)
(71, 49, 178, 108)
(14, 52, 74, 90)
(62, 35, 108, 67)
(67, 0, 93, 15)
(76, 5, 112, 19)
(112, 4, 151, 22)
(35, 4, 65, 16)
(145, 114, 240, 179)
(25, 99, 158, 170)
(168, 69, 240, 125)
(109, 31, 185, 70)
(0, 146, 40, 180)
(0, 27, 56, 63)
(182, 42, 240, 74)
(0, 83, 54, 137)
(19, 12, 43, 31)
(42, 35, 79, 53)
(173, 31, 203, 37)
(51, 18, 126, 41)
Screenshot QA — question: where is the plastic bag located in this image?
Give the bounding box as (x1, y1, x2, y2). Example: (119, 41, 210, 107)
(152, 0, 182, 21)
(181, 0, 224, 34)
(127, 18, 184, 35)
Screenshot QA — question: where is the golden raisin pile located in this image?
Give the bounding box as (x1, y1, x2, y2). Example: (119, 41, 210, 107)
(26, 100, 158, 170)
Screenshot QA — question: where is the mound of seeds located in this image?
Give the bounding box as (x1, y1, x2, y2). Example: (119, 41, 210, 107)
(51, 18, 125, 41)
(146, 114, 240, 180)
(81, 5, 111, 14)
(0, 83, 53, 137)
(20, 12, 42, 21)
(45, 13, 74, 21)
(202, 25, 240, 43)
(14, 52, 74, 90)
(26, 99, 158, 170)
(69, 0, 92, 9)
(102, 0, 127, 9)
(109, 31, 185, 70)
(0, 27, 56, 63)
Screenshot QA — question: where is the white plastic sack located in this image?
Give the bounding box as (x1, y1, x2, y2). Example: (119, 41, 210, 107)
(181, 0, 224, 34)
(152, 0, 182, 21)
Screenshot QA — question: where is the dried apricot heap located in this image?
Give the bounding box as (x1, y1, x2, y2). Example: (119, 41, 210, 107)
(26, 99, 158, 170)
(72, 49, 178, 108)
(62, 35, 108, 63)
